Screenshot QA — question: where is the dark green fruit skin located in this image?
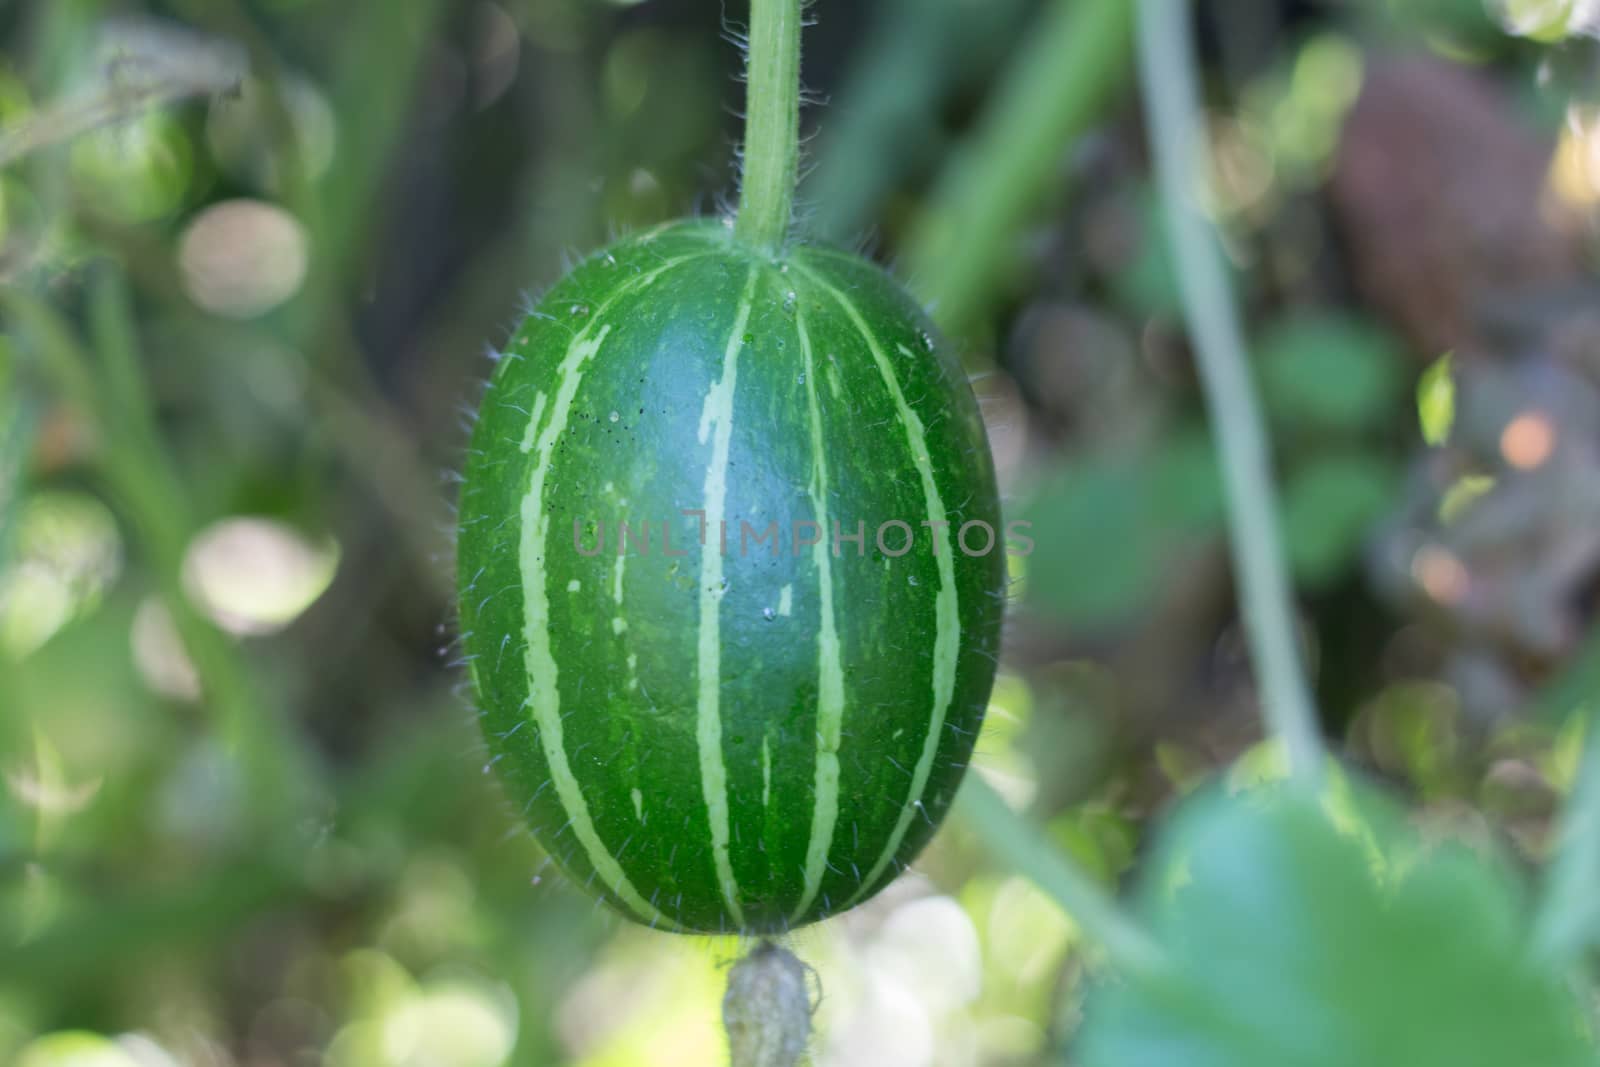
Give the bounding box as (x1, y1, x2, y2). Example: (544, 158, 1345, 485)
(457, 219, 1005, 934)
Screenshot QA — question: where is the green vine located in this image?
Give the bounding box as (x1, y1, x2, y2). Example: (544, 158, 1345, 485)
(726, 4, 812, 1060)
(734, 0, 803, 253)
(959, 777, 1171, 985)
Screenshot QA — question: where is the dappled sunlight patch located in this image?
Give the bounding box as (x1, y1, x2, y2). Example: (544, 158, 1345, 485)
(13, 1032, 150, 1067)
(181, 516, 338, 636)
(129, 598, 199, 701)
(558, 933, 725, 1067)
(178, 200, 309, 318)
(0, 491, 121, 659)
(325, 951, 518, 1067)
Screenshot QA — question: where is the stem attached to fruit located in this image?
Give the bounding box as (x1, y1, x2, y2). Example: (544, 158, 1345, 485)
(724, 942, 812, 1067)
(735, 0, 803, 253)
(1136, 0, 1326, 787)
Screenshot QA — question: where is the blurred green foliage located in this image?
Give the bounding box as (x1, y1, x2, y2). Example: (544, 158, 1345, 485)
(3, 0, 1600, 1064)
(1079, 776, 1597, 1067)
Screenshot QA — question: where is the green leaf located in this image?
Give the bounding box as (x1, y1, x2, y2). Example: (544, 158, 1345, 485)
(1020, 458, 1165, 627)
(1493, 0, 1581, 41)
(1110, 186, 1182, 318)
(1257, 313, 1403, 433)
(1418, 352, 1456, 446)
(1076, 776, 1598, 1067)
(1438, 472, 1496, 524)
(1020, 431, 1221, 627)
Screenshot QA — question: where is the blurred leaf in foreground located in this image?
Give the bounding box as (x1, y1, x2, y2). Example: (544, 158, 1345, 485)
(1019, 432, 1220, 628)
(1279, 452, 1396, 587)
(1489, 0, 1590, 41)
(1258, 313, 1404, 433)
(1076, 775, 1597, 1066)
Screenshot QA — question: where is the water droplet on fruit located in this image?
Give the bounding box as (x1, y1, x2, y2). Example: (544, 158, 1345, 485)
(782, 290, 797, 314)
(908, 575, 920, 586)
(920, 331, 935, 352)
(762, 606, 776, 620)
(743, 332, 755, 344)
(608, 410, 620, 423)
(602, 253, 617, 267)
(570, 303, 590, 317)
(796, 373, 806, 385)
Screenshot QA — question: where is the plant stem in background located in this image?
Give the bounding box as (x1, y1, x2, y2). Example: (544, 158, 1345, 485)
(2, 278, 304, 825)
(803, 0, 1034, 244)
(958, 776, 1171, 988)
(904, 0, 1134, 339)
(1532, 712, 1600, 965)
(85, 273, 303, 815)
(1136, 0, 1326, 787)
(734, 0, 802, 253)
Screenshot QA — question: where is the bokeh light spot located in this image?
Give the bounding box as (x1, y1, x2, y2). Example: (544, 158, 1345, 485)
(1500, 411, 1558, 470)
(178, 200, 309, 318)
(206, 74, 338, 188)
(1411, 544, 1470, 605)
(68, 114, 192, 223)
(131, 597, 201, 701)
(0, 491, 122, 658)
(181, 517, 338, 636)
(1550, 105, 1600, 207)
(15, 1032, 142, 1067)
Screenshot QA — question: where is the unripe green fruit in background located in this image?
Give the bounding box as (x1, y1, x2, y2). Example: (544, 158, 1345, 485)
(457, 219, 1006, 934)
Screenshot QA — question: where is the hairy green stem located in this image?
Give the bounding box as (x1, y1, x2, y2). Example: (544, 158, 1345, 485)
(1532, 712, 1600, 964)
(905, 0, 1133, 337)
(735, 0, 802, 253)
(1136, 0, 1326, 787)
(959, 776, 1172, 987)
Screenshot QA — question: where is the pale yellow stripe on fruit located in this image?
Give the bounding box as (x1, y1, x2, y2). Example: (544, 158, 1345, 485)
(519, 391, 547, 453)
(520, 323, 667, 924)
(794, 265, 962, 908)
(762, 735, 773, 809)
(515, 253, 709, 930)
(790, 306, 847, 922)
(694, 267, 758, 928)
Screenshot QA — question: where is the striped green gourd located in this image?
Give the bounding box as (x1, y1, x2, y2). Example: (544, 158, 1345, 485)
(457, 218, 1006, 934)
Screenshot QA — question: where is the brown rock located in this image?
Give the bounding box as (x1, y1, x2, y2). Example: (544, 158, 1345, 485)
(1329, 54, 1585, 358)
